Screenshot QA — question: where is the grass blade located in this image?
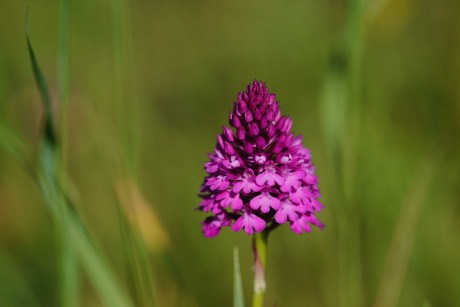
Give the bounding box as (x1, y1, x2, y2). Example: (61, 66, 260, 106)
(26, 9, 55, 144)
(233, 247, 245, 307)
(110, 0, 158, 305)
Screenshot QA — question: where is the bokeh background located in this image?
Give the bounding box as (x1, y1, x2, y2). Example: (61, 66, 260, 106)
(1, 0, 459, 306)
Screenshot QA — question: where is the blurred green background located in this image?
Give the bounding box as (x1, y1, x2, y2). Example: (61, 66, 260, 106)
(0, 0, 459, 306)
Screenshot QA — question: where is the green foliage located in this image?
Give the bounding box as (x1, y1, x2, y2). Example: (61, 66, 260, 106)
(26, 10, 134, 307)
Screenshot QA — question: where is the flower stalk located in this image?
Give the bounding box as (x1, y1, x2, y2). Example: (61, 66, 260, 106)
(252, 231, 268, 307)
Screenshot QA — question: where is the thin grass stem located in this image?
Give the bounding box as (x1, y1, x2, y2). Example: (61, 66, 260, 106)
(110, 0, 157, 305)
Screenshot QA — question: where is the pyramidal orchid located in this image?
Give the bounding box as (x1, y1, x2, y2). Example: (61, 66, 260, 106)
(198, 81, 324, 306)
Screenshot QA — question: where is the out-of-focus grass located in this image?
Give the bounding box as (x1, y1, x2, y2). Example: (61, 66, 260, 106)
(109, 0, 158, 305)
(26, 10, 134, 307)
(374, 156, 437, 307)
(0, 0, 459, 306)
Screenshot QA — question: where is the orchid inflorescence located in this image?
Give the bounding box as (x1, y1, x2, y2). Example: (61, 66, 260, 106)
(198, 81, 324, 238)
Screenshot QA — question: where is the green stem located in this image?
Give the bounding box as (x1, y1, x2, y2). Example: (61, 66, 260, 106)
(252, 231, 268, 307)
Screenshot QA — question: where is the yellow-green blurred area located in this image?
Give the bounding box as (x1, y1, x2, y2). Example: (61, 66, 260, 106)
(1, 0, 459, 306)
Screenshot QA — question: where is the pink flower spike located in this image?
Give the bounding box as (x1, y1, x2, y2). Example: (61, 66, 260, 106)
(198, 81, 324, 237)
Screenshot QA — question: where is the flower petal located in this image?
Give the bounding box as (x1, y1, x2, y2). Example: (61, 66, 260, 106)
(250, 192, 281, 213)
(231, 211, 266, 234)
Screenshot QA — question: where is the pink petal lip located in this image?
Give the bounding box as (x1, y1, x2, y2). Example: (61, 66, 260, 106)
(232, 212, 267, 234)
(249, 192, 281, 213)
(255, 171, 284, 187)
